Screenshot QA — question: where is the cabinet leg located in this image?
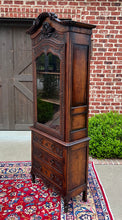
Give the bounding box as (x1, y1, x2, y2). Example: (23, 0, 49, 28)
(64, 199, 68, 213)
(31, 169, 35, 183)
(82, 190, 87, 202)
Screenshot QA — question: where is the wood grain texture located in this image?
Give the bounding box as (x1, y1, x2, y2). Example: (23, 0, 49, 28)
(72, 44, 88, 106)
(0, 23, 33, 130)
(29, 12, 95, 212)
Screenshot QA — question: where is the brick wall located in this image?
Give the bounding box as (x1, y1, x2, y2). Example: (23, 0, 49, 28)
(0, 0, 122, 117)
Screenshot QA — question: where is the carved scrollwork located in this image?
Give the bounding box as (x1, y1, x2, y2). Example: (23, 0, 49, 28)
(34, 41, 64, 60)
(40, 22, 55, 40)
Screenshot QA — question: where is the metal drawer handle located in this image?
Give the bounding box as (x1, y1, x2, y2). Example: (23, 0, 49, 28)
(50, 173, 54, 180)
(39, 152, 42, 157)
(59, 182, 62, 186)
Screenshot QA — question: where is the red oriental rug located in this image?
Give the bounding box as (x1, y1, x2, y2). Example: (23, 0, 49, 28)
(0, 161, 113, 220)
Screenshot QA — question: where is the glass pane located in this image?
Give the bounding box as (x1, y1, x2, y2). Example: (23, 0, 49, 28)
(36, 53, 60, 131)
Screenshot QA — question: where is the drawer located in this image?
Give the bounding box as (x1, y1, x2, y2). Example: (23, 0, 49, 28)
(33, 158, 63, 188)
(33, 142, 63, 173)
(33, 132, 63, 158)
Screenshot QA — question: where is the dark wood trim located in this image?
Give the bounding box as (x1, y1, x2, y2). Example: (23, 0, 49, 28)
(0, 17, 33, 27)
(30, 126, 90, 147)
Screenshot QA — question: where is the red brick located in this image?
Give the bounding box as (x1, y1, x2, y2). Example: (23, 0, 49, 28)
(112, 86, 120, 90)
(106, 25, 114, 29)
(101, 102, 111, 106)
(92, 78, 102, 81)
(111, 103, 120, 105)
(69, 2, 78, 6)
(4, 0, 12, 3)
(92, 102, 101, 106)
(86, 16, 95, 20)
(106, 90, 115, 94)
(103, 78, 112, 82)
(117, 17, 122, 20)
(97, 57, 106, 60)
(26, 1, 35, 5)
(14, 1, 23, 4)
(104, 44, 113, 47)
(99, 21, 109, 25)
(107, 16, 116, 20)
(116, 82, 122, 85)
(99, 39, 107, 43)
(97, 106, 104, 110)
(48, 1, 57, 5)
(108, 7, 117, 11)
(97, 7, 106, 11)
(111, 12, 120, 16)
(37, 1, 46, 5)
(118, 57, 122, 60)
(91, 110, 99, 113)
(110, 21, 119, 25)
(90, 11, 99, 16)
(110, 30, 118, 34)
(87, 7, 96, 11)
(98, 48, 106, 52)
(96, 82, 104, 86)
(116, 26, 122, 30)
(91, 1, 100, 6)
(108, 48, 117, 52)
(108, 39, 117, 43)
(5, 8, 8, 12)
(112, 3, 121, 6)
(94, 61, 103, 65)
(81, 11, 89, 15)
(101, 2, 110, 6)
(59, 1, 68, 5)
(96, 98, 104, 102)
(95, 34, 104, 38)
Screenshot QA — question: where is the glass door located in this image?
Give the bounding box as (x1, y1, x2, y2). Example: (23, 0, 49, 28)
(36, 52, 60, 132)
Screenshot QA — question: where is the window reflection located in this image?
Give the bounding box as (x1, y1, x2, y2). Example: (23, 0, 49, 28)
(36, 53, 60, 131)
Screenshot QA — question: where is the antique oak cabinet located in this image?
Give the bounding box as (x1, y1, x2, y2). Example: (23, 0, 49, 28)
(27, 12, 95, 212)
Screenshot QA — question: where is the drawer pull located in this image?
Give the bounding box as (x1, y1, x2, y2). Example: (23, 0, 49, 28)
(39, 152, 42, 157)
(59, 182, 62, 186)
(51, 144, 55, 150)
(50, 159, 55, 165)
(50, 173, 54, 180)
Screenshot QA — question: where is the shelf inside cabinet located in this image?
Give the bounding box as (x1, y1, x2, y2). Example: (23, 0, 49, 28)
(38, 71, 60, 75)
(40, 98, 60, 105)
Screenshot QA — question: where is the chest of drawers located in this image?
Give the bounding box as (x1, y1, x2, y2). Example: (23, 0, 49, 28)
(31, 127, 90, 212)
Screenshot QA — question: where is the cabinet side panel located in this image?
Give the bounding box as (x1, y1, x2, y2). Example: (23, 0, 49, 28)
(68, 146, 87, 191)
(72, 44, 88, 106)
(71, 113, 86, 130)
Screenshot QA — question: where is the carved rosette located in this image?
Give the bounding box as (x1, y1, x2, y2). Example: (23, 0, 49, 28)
(40, 22, 55, 40)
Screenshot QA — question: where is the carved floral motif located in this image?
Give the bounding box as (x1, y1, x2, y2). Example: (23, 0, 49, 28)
(40, 22, 55, 40)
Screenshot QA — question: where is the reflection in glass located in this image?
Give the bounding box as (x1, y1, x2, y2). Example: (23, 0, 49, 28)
(36, 53, 60, 131)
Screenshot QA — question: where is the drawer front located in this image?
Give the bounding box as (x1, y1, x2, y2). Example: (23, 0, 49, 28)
(33, 142, 63, 173)
(33, 158, 63, 188)
(33, 132, 63, 158)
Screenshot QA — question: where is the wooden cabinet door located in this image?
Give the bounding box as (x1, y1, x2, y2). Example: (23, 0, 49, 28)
(0, 22, 33, 130)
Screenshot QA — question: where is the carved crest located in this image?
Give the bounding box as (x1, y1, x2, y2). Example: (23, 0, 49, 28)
(40, 22, 55, 40)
